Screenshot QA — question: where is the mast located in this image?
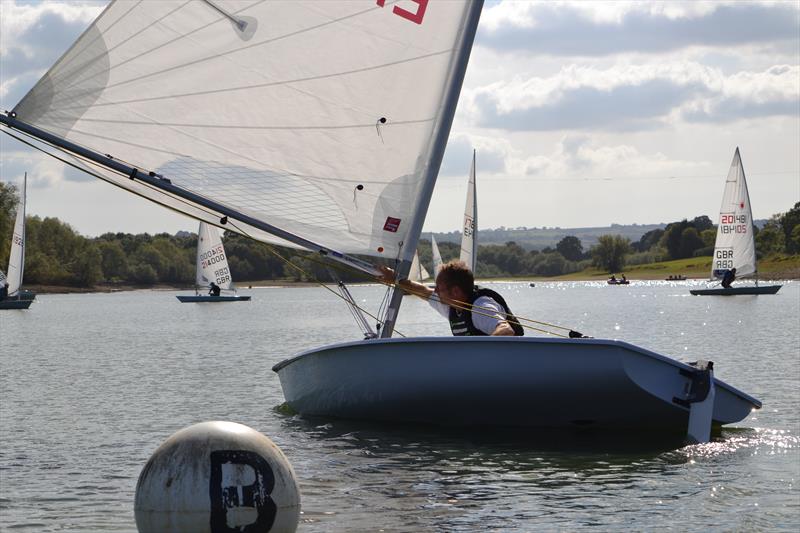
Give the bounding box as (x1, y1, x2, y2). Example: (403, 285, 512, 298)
(0, 112, 379, 279)
(379, 0, 484, 338)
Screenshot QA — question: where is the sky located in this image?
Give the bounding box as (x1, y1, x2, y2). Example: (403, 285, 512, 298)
(0, 0, 798, 237)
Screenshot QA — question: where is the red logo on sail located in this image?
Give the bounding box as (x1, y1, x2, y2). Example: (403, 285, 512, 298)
(383, 217, 401, 232)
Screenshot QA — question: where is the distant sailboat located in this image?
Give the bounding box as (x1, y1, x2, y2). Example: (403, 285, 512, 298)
(430, 235, 443, 277)
(459, 149, 478, 272)
(690, 148, 782, 296)
(408, 251, 430, 283)
(176, 222, 250, 303)
(1, 1, 760, 442)
(1, 173, 35, 310)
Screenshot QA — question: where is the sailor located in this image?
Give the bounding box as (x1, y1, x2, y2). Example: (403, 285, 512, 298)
(379, 260, 523, 336)
(721, 267, 736, 288)
(208, 281, 221, 297)
(0, 282, 8, 301)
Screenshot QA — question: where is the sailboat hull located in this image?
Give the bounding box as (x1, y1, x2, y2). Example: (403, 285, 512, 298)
(273, 337, 759, 431)
(176, 295, 251, 303)
(690, 285, 782, 295)
(0, 297, 34, 310)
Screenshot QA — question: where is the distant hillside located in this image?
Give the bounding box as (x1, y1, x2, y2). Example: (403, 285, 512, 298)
(430, 219, 770, 251)
(431, 223, 664, 251)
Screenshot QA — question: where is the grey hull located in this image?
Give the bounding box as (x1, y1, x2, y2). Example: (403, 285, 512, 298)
(176, 295, 251, 302)
(273, 337, 760, 431)
(690, 285, 781, 295)
(0, 298, 33, 310)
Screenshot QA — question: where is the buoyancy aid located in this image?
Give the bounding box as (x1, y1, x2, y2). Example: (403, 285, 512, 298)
(448, 287, 524, 336)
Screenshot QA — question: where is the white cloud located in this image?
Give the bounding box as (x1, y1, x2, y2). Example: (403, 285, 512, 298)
(478, 1, 799, 56)
(465, 63, 799, 131)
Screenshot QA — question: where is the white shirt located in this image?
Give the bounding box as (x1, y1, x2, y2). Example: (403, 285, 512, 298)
(429, 295, 505, 335)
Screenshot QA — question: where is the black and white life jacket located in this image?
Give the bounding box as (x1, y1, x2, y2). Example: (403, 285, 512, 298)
(448, 287, 524, 336)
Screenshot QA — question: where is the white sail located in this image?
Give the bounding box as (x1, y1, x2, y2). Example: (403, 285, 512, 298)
(431, 234, 443, 277)
(408, 251, 430, 282)
(711, 148, 756, 279)
(196, 222, 233, 290)
(6, 174, 27, 296)
(459, 149, 477, 272)
(12, 0, 475, 262)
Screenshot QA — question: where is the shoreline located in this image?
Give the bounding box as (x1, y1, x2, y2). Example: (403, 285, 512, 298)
(25, 270, 797, 295)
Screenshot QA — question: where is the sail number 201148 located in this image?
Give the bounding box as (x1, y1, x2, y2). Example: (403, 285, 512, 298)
(376, 0, 428, 25)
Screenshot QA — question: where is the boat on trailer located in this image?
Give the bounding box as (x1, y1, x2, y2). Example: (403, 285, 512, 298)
(0, 0, 759, 443)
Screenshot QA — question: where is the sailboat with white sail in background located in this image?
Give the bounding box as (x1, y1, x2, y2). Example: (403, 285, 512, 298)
(1, 173, 35, 310)
(460, 149, 478, 272)
(177, 222, 250, 303)
(431, 234, 444, 278)
(0, 0, 759, 442)
(690, 148, 782, 296)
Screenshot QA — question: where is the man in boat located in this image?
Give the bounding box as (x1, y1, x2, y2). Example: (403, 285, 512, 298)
(721, 268, 736, 289)
(208, 281, 221, 297)
(0, 282, 8, 301)
(379, 260, 523, 336)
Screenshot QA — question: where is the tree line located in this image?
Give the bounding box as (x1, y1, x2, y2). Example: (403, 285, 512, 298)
(1, 182, 798, 286)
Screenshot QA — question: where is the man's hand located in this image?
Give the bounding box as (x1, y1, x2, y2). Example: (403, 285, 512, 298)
(491, 321, 515, 336)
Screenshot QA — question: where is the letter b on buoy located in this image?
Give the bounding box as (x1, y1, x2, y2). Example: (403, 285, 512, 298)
(135, 421, 300, 533)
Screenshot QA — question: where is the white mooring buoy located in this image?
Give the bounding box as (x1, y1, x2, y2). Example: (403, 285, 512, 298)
(134, 421, 300, 533)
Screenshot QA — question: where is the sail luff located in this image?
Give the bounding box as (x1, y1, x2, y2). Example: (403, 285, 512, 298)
(379, 0, 484, 338)
(0, 113, 379, 278)
(7, 173, 26, 296)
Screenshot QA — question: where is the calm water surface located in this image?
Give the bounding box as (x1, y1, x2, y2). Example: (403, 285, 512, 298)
(1, 280, 798, 531)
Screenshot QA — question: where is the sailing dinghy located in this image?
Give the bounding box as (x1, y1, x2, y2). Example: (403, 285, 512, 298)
(460, 149, 478, 272)
(177, 222, 250, 303)
(690, 148, 782, 296)
(1, 173, 35, 310)
(0, 0, 759, 442)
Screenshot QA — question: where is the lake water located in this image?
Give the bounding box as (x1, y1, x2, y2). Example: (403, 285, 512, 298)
(1, 280, 798, 531)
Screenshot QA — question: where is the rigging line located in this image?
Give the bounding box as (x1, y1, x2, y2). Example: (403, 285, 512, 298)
(425, 292, 570, 338)
(74, 117, 433, 131)
(225, 220, 406, 338)
(394, 276, 578, 335)
(56, 48, 452, 113)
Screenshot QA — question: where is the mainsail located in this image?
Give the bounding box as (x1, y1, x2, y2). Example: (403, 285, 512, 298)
(459, 149, 477, 272)
(431, 234, 443, 277)
(711, 148, 756, 279)
(6, 174, 27, 296)
(196, 222, 233, 290)
(8, 0, 476, 264)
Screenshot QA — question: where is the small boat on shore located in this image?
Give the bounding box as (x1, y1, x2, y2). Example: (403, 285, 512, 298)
(666, 275, 687, 281)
